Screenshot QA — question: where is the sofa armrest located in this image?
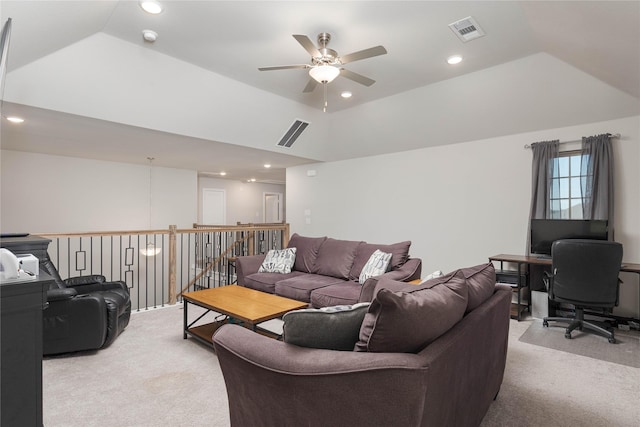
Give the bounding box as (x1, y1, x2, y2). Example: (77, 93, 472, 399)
(64, 280, 129, 295)
(47, 287, 79, 302)
(359, 258, 422, 302)
(413, 285, 511, 426)
(235, 254, 267, 286)
(213, 324, 429, 427)
(64, 275, 106, 286)
(383, 257, 422, 281)
(43, 293, 108, 355)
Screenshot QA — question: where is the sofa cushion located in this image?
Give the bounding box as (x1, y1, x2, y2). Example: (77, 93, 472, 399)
(313, 238, 361, 279)
(258, 248, 297, 274)
(355, 270, 468, 353)
(359, 250, 392, 284)
(243, 271, 305, 294)
(349, 241, 411, 280)
(283, 302, 370, 351)
(287, 234, 327, 273)
(275, 274, 345, 303)
(310, 281, 362, 308)
(460, 262, 496, 313)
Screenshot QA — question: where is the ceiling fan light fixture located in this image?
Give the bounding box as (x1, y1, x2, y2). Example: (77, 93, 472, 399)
(309, 65, 340, 83)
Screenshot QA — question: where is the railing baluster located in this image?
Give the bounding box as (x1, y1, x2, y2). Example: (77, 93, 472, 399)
(37, 223, 288, 310)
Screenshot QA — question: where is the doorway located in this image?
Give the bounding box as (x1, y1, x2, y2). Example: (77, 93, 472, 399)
(263, 192, 283, 223)
(202, 188, 226, 225)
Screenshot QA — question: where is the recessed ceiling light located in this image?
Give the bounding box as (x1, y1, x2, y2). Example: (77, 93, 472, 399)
(250, 178, 256, 182)
(341, 91, 352, 98)
(6, 116, 25, 123)
(139, 0, 163, 15)
(447, 55, 463, 65)
(264, 164, 271, 168)
(219, 171, 227, 176)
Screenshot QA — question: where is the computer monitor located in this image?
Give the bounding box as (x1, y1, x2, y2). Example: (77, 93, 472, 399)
(530, 219, 609, 257)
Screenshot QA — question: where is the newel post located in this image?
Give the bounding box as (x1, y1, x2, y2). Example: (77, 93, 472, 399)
(168, 225, 177, 304)
(283, 223, 290, 247)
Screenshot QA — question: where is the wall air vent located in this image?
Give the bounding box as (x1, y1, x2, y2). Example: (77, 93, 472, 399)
(277, 119, 309, 148)
(448, 16, 485, 43)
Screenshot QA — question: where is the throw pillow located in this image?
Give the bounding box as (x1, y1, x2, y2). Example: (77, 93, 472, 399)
(355, 270, 468, 353)
(420, 270, 444, 283)
(349, 241, 411, 280)
(282, 302, 371, 351)
(313, 238, 361, 279)
(460, 262, 496, 313)
(287, 234, 327, 273)
(258, 248, 297, 274)
(359, 250, 392, 284)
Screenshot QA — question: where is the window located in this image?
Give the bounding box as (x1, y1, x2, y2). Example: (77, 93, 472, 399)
(549, 151, 590, 219)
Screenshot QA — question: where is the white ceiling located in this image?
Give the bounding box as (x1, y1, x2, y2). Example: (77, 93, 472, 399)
(1, 1, 639, 182)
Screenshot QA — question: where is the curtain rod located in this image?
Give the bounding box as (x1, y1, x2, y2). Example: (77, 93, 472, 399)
(524, 133, 621, 149)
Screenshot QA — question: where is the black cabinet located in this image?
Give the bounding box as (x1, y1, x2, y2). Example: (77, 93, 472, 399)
(1, 235, 52, 427)
(1, 273, 52, 427)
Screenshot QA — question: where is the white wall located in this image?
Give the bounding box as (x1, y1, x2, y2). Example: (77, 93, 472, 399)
(197, 176, 285, 225)
(325, 53, 640, 161)
(286, 115, 640, 318)
(4, 33, 329, 162)
(0, 151, 197, 232)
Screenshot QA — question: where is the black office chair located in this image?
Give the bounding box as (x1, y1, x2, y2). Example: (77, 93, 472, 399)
(543, 239, 622, 343)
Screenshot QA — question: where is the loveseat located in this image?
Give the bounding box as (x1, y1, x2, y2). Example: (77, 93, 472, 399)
(236, 233, 422, 307)
(214, 262, 511, 426)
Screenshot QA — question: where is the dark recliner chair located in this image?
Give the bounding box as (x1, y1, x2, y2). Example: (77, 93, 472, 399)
(35, 249, 131, 355)
(543, 239, 623, 343)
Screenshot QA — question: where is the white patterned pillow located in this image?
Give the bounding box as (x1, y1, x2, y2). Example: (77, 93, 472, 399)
(258, 248, 297, 274)
(420, 270, 444, 283)
(359, 250, 392, 284)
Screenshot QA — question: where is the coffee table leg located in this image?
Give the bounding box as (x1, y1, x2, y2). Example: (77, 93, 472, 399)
(183, 299, 188, 339)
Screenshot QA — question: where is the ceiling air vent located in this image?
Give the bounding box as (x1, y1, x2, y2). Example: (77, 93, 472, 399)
(277, 119, 309, 148)
(448, 16, 485, 43)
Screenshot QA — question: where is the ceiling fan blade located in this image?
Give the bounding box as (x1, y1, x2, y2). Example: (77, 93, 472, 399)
(293, 34, 321, 58)
(303, 78, 318, 93)
(258, 64, 310, 71)
(340, 68, 376, 86)
(339, 45, 387, 64)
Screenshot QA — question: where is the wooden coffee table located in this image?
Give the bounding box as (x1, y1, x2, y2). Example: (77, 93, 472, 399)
(182, 285, 307, 347)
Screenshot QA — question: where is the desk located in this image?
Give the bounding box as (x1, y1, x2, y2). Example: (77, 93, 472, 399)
(490, 254, 640, 274)
(489, 254, 640, 321)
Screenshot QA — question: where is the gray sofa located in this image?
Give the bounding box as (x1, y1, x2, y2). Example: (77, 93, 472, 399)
(236, 233, 422, 307)
(213, 262, 511, 426)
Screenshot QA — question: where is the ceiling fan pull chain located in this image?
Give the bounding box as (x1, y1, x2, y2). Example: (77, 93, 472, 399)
(323, 83, 328, 113)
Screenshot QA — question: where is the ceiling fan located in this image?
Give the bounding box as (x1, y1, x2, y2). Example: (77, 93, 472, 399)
(259, 33, 387, 111)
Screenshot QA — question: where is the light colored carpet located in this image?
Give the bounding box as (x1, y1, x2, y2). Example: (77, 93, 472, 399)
(482, 319, 640, 427)
(43, 306, 640, 427)
(519, 319, 640, 368)
(43, 305, 230, 427)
